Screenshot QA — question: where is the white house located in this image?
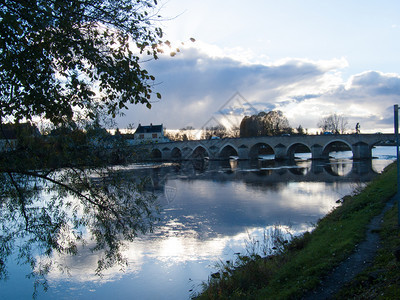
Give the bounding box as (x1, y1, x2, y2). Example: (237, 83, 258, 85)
(133, 124, 168, 143)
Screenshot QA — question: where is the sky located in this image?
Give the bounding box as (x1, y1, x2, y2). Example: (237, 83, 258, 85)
(116, 0, 400, 133)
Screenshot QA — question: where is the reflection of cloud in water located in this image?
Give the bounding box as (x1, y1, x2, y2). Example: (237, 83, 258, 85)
(157, 178, 358, 241)
(283, 182, 347, 213)
(42, 233, 237, 283)
(41, 222, 317, 285)
(230, 181, 343, 223)
(37, 241, 145, 283)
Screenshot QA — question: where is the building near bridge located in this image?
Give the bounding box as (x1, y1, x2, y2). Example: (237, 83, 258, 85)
(133, 124, 168, 143)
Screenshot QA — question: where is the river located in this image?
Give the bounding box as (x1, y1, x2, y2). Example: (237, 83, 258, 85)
(0, 146, 396, 299)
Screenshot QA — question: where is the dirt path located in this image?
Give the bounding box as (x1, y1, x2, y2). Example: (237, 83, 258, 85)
(302, 195, 397, 299)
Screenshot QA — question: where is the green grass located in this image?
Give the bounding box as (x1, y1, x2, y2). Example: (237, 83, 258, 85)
(334, 202, 400, 299)
(196, 163, 398, 299)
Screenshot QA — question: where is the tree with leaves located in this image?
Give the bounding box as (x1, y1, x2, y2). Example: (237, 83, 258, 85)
(240, 111, 291, 137)
(0, 0, 164, 125)
(0, 1, 169, 295)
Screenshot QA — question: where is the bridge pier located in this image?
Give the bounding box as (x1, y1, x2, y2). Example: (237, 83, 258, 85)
(238, 147, 249, 160)
(274, 144, 287, 160)
(352, 142, 372, 159)
(311, 144, 328, 160)
(161, 148, 171, 160)
(182, 147, 193, 160)
(208, 148, 219, 160)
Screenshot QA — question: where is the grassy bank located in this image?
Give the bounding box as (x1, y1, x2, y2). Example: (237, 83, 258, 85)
(335, 198, 400, 298)
(196, 162, 398, 299)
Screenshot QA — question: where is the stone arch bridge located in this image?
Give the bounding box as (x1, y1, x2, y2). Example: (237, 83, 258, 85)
(139, 134, 395, 161)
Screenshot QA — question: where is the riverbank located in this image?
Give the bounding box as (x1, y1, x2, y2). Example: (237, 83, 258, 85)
(196, 162, 399, 299)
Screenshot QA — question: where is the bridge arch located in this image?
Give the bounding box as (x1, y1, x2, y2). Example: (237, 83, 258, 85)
(322, 140, 352, 159)
(287, 143, 312, 160)
(171, 147, 182, 160)
(219, 144, 239, 159)
(249, 143, 274, 159)
(191, 145, 209, 159)
(160, 147, 171, 160)
(150, 148, 162, 160)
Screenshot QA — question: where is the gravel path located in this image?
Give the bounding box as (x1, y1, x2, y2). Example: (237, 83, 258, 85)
(302, 195, 397, 300)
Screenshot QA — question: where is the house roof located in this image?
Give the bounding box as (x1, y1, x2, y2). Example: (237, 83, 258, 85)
(134, 124, 163, 134)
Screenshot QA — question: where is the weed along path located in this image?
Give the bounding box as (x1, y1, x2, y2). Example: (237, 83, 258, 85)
(303, 194, 397, 299)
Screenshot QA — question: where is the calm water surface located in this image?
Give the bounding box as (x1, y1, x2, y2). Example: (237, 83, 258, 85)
(0, 147, 396, 299)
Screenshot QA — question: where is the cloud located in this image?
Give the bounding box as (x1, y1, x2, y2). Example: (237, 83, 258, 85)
(116, 44, 400, 133)
(347, 71, 400, 96)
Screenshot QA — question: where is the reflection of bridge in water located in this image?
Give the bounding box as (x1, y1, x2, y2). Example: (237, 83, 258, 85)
(142, 134, 395, 161)
(176, 159, 380, 183)
(131, 159, 389, 196)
